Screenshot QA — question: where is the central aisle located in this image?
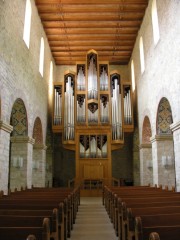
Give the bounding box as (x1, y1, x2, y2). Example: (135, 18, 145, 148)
(70, 197, 118, 240)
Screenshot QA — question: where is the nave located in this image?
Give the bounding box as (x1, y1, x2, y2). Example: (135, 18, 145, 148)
(70, 197, 118, 240)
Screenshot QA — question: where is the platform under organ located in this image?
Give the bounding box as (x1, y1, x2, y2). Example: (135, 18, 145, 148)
(52, 49, 134, 186)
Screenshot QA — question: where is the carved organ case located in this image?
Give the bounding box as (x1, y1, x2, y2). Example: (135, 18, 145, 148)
(52, 50, 134, 183)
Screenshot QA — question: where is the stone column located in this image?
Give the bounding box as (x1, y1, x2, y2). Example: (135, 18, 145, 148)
(170, 121, 180, 192)
(139, 143, 153, 186)
(32, 143, 47, 187)
(10, 136, 35, 190)
(0, 121, 13, 194)
(150, 135, 175, 189)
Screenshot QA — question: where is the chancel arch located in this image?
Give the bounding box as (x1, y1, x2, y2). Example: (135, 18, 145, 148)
(140, 116, 153, 186)
(32, 117, 46, 187)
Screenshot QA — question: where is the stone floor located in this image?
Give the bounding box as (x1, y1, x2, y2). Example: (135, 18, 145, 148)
(70, 197, 118, 240)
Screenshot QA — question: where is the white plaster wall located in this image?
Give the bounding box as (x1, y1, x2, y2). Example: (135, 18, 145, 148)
(129, 0, 180, 189)
(0, 0, 54, 191)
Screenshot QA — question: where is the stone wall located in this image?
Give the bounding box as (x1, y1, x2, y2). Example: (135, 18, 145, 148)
(0, 0, 53, 193)
(129, 0, 180, 190)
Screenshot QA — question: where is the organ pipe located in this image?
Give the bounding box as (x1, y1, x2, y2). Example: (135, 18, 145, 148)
(100, 96, 109, 123)
(77, 66, 86, 91)
(123, 86, 132, 124)
(64, 76, 74, 141)
(77, 95, 86, 123)
(90, 136, 96, 158)
(100, 67, 108, 91)
(111, 78, 123, 140)
(79, 135, 107, 158)
(88, 56, 98, 100)
(53, 87, 62, 125)
(88, 103, 98, 124)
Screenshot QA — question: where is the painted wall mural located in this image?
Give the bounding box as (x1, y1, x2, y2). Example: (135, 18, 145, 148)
(157, 97, 173, 135)
(11, 98, 27, 136)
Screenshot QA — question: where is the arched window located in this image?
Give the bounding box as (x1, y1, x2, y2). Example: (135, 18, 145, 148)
(23, 0, 32, 48)
(139, 36, 145, 74)
(49, 61, 53, 97)
(39, 37, 44, 77)
(131, 60, 135, 91)
(151, 0, 160, 45)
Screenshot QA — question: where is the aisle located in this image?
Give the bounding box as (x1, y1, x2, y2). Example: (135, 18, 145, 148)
(70, 197, 118, 240)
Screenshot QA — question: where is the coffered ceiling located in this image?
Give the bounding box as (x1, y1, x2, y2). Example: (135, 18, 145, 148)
(35, 0, 149, 65)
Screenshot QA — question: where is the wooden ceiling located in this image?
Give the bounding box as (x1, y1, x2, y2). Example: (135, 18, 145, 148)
(35, 0, 149, 65)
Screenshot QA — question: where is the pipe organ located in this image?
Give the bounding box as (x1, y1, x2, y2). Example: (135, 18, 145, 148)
(64, 74, 75, 141)
(111, 74, 123, 141)
(53, 86, 62, 126)
(123, 85, 132, 125)
(52, 49, 134, 184)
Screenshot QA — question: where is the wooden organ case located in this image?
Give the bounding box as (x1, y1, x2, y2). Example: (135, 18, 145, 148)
(52, 50, 134, 190)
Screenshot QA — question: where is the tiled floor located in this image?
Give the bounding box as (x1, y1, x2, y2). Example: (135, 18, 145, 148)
(70, 197, 118, 240)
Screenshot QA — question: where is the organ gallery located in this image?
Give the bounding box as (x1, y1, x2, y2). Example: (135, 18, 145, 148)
(52, 50, 134, 186)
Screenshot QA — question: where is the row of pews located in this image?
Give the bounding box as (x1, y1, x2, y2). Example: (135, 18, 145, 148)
(0, 186, 80, 240)
(103, 185, 180, 240)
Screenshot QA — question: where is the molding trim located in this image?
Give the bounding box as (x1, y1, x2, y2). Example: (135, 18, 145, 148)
(139, 143, 152, 149)
(170, 121, 180, 132)
(0, 120, 13, 133)
(33, 143, 47, 150)
(10, 136, 35, 144)
(150, 134, 173, 143)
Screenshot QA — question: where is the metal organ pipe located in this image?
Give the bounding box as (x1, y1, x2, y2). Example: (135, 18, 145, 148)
(64, 76, 74, 140)
(100, 68, 108, 91)
(90, 136, 96, 158)
(111, 79, 122, 140)
(77, 97, 86, 123)
(54, 87, 62, 125)
(100, 97, 109, 123)
(88, 58, 97, 99)
(77, 67, 85, 90)
(88, 105, 98, 123)
(124, 88, 132, 124)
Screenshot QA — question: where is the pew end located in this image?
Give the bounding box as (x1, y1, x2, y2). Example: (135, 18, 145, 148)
(149, 232, 160, 240)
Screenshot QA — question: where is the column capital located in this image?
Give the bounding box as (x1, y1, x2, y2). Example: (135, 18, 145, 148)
(10, 136, 35, 144)
(170, 121, 180, 132)
(33, 143, 47, 150)
(0, 120, 13, 133)
(150, 134, 173, 143)
(139, 143, 152, 149)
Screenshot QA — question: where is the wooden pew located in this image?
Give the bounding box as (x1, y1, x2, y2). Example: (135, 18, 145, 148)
(0, 208, 58, 240)
(117, 196, 180, 240)
(0, 186, 80, 239)
(27, 235, 37, 240)
(134, 214, 180, 240)
(0, 201, 65, 240)
(103, 186, 180, 240)
(0, 186, 80, 240)
(126, 206, 180, 240)
(0, 217, 51, 240)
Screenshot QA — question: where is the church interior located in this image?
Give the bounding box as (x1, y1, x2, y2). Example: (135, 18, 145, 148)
(0, 0, 180, 194)
(0, 0, 180, 239)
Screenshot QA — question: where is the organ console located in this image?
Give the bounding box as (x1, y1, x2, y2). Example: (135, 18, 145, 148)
(52, 49, 134, 184)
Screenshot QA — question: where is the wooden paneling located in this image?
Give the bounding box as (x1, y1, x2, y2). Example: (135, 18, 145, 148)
(35, 0, 148, 65)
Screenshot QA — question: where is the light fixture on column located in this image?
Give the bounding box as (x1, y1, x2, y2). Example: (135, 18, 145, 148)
(12, 156, 23, 168)
(161, 155, 173, 169)
(33, 160, 40, 170)
(146, 160, 153, 170)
